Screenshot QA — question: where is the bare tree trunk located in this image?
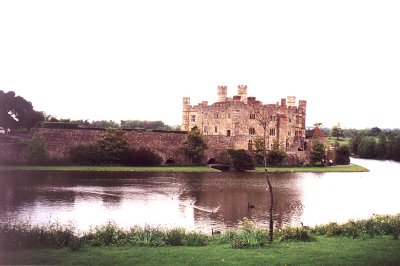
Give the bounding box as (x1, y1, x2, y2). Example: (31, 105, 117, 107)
(264, 130, 274, 245)
(266, 172, 274, 245)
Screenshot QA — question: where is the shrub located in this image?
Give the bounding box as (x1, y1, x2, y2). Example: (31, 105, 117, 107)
(184, 232, 210, 246)
(227, 149, 255, 171)
(335, 145, 351, 165)
(123, 148, 162, 166)
(276, 226, 315, 242)
(69, 144, 102, 165)
(24, 133, 49, 165)
(230, 218, 268, 248)
(267, 140, 287, 166)
(165, 228, 186, 246)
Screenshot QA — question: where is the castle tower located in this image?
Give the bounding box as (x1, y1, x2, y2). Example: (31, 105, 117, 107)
(217, 85, 227, 102)
(182, 97, 190, 131)
(237, 85, 248, 102)
(287, 96, 296, 107)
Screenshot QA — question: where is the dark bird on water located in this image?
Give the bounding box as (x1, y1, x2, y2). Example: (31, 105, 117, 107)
(248, 202, 255, 209)
(212, 229, 221, 235)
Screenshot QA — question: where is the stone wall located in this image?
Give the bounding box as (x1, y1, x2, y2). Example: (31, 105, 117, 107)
(29, 128, 233, 165)
(0, 128, 309, 166)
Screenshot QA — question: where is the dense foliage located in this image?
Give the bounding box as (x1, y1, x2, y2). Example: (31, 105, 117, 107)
(266, 140, 287, 166)
(24, 133, 49, 164)
(69, 129, 162, 166)
(349, 128, 400, 160)
(182, 127, 208, 164)
(1, 214, 398, 251)
(227, 149, 255, 171)
(0, 90, 44, 129)
(334, 145, 351, 165)
(310, 140, 326, 166)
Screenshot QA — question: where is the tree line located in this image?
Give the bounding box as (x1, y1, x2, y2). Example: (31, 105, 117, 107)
(0, 90, 177, 131)
(348, 128, 400, 160)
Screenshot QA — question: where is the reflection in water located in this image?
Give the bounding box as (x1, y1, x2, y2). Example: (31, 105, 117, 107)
(0, 158, 399, 232)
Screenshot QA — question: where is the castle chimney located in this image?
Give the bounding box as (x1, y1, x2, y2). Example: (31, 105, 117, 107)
(217, 85, 227, 102)
(237, 85, 247, 102)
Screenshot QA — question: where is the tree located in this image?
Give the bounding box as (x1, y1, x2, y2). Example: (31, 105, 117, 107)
(120, 120, 172, 130)
(335, 145, 351, 165)
(253, 106, 274, 245)
(267, 140, 287, 166)
(0, 90, 44, 129)
(25, 133, 49, 164)
(357, 136, 377, 158)
(92, 120, 120, 128)
(310, 140, 326, 166)
(331, 124, 343, 140)
(183, 127, 208, 164)
(94, 128, 130, 164)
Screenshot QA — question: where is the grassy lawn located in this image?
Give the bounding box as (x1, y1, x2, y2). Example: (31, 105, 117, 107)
(1, 236, 399, 265)
(0, 165, 220, 172)
(0, 164, 369, 173)
(325, 136, 351, 147)
(254, 163, 369, 173)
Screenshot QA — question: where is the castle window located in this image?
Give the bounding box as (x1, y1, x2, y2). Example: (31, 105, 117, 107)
(270, 116, 276, 122)
(249, 128, 256, 135)
(227, 130, 231, 137)
(289, 118, 292, 123)
(288, 131, 292, 136)
(204, 126, 208, 134)
(215, 126, 218, 133)
(191, 115, 196, 122)
(214, 113, 219, 119)
(269, 128, 276, 136)
(248, 140, 253, 150)
(249, 113, 256, 119)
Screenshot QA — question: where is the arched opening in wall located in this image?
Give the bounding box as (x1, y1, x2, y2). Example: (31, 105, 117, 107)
(165, 158, 177, 166)
(207, 158, 217, 164)
(226, 130, 231, 137)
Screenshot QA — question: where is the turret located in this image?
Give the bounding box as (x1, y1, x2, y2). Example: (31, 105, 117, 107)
(217, 86, 227, 102)
(182, 97, 190, 131)
(237, 85, 248, 103)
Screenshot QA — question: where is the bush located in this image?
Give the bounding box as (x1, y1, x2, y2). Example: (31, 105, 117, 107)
(227, 149, 255, 171)
(267, 140, 287, 166)
(123, 148, 162, 166)
(69, 144, 102, 165)
(335, 145, 351, 165)
(276, 226, 315, 242)
(24, 133, 49, 165)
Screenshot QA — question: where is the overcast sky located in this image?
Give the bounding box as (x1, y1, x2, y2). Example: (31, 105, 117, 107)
(1, 1, 399, 129)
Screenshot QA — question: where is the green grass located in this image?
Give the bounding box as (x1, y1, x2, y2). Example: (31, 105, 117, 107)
(0, 164, 368, 173)
(1, 236, 399, 265)
(0, 165, 220, 172)
(254, 163, 369, 173)
(325, 136, 351, 147)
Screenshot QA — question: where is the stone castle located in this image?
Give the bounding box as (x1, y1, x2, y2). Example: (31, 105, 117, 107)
(182, 85, 307, 152)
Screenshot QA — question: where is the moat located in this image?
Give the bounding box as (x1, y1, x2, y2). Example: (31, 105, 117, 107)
(0, 158, 399, 232)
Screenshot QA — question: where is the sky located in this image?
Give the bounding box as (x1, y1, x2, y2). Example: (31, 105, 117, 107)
(1, 0, 399, 129)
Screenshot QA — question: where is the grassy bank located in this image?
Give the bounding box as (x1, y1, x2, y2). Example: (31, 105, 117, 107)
(254, 163, 369, 172)
(0, 165, 220, 172)
(0, 164, 368, 173)
(1, 214, 399, 265)
(1, 236, 399, 265)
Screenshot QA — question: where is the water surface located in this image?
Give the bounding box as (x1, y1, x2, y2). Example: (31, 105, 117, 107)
(0, 158, 399, 232)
